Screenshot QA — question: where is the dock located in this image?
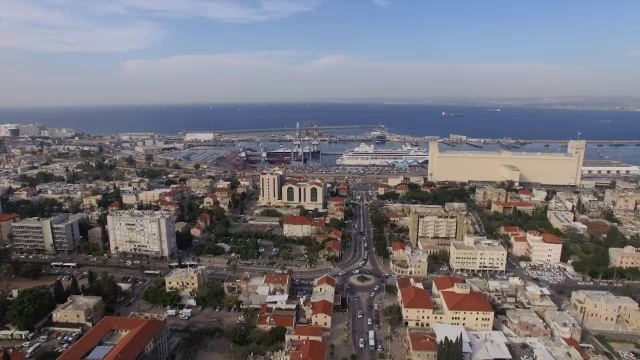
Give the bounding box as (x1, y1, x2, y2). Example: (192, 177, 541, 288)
(465, 141, 483, 148)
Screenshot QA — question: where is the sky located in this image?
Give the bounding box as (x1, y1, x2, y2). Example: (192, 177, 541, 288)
(1, 0, 640, 106)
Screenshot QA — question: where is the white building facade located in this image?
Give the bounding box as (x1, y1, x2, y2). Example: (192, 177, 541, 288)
(107, 211, 177, 259)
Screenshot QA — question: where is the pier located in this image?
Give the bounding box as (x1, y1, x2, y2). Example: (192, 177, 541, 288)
(213, 124, 382, 134)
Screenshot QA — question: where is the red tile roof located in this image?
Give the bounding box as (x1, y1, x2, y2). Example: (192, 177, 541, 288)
(330, 197, 345, 203)
(396, 277, 412, 289)
(391, 241, 406, 252)
(257, 314, 295, 328)
(512, 235, 528, 243)
(107, 201, 120, 208)
(328, 229, 342, 239)
(311, 300, 333, 317)
(519, 189, 533, 195)
(315, 275, 336, 288)
(283, 216, 312, 226)
(528, 230, 541, 236)
(385, 211, 401, 219)
(264, 274, 290, 286)
(293, 325, 325, 338)
(378, 183, 391, 189)
(0, 213, 19, 222)
(290, 340, 327, 360)
(541, 233, 562, 244)
(441, 291, 493, 312)
(199, 213, 211, 221)
(408, 332, 438, 353)
(432, 275, 464, 292)
(58, 316, 166, 360)
(501, 226, 524, 234)
(396, 184, 409, 191)
(324, 240, 341, 252)
(400, 286, 432, 309)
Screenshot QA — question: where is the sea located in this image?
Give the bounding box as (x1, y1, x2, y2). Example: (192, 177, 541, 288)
(2, 103, 640, 164)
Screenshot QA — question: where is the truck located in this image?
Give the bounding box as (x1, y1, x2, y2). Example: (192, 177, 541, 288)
(368, 330, 375, 351)
(165, 309, 177, 316)
(179, 308, 193, 319)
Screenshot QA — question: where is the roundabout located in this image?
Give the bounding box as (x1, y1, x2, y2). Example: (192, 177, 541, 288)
(349, 273, 376, 286)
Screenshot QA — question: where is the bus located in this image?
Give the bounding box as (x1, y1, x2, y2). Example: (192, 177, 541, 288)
(368, 330, 375, 351)
(62, 263, 79, 269)
(143, 270, 162, 277)
(50, 262, 64, 268)
(26, 343, 41, 358)
(169, 261, 199, 269)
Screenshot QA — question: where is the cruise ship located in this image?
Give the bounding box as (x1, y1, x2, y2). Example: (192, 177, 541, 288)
(336, 143, 429, 166)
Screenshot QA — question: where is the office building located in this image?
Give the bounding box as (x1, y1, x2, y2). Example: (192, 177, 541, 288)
(570, 290, 640, 331)
(58, 316, 170, 360)
(427, 140, 586, 186)
(11, 215, 81, 254)
(449, 235, 507, 273)
(107, 211, 176, 259)
(52, 295, 105, 327)
(609, 246, 640, 268)
(0, 213, 20, 243)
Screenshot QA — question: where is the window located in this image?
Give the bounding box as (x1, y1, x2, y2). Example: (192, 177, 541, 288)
(310, 187, 318, 202)
(287, 187, 294, 202)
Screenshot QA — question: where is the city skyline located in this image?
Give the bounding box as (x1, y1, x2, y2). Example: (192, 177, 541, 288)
(1, 0, 640, 106)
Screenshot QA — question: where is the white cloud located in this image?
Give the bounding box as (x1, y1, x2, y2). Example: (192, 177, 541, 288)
(372, 0, 392, 7)
(0, 0, 320, 52)
(2, 52, 638, 106)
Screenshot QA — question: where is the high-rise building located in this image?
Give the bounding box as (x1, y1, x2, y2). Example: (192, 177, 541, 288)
(0, 213, 20, 244)
(408, 204, 466, 250)
(259, 168, 284, 205)
(107, 211, 176, 259)
(449, 235, 507, 273)
(17, 123, 43, 137)
(11, 215, 81, 254)
(259, 168, 326, 210)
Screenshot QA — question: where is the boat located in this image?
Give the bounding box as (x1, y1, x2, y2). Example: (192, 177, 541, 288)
(266, 144, 309, 163)
(543, 144, 550, 147)
(335, 143, 429, 166)
(441, 112, 464, 117)
(371, 131, 387, 144)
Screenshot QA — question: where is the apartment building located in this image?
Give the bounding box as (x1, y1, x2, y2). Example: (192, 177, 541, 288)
(186, 178, 214, 194)
(272, 339, 327, 360)
(52, 295, 105, 328)
(389, 243, 429, 278)
(609, 246, 640, 268)
(59, 317, 171, 360)
(438, 283, 494, 331)
(0, 213, 20, 243)
(164, 267, 205, 295)
(604, 188, 640, 212)
(282, 216, 325, 237)
(449, 235, 507, 273)
(543, 310, 582, 342)
(491, 201, 535, 215)
(406, 331, 438, 360)
(570, 290, 640, 330)
(475, 186, 507, 205)
(107, 211, 177, 259)
(258, 169, 326, 210)
(527, 233, 563, 264)
(408, 204, 466, 249)
(397, 277, 434, 328)
(504, 309, 551, 337)
(11, 214, 82, 254)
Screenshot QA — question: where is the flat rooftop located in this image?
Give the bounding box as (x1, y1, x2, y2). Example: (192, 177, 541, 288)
(57, 295, 102, 311)
(583, 159, 636, 167)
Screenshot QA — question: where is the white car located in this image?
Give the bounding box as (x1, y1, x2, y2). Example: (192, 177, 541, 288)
(370, 292, 375, 298)
(374, 286, 379, 291)
(367, 318, 372, 325)
(358, 311, 363, 318)
(353, 269, 360, 274)
(359, 339, 365, 348)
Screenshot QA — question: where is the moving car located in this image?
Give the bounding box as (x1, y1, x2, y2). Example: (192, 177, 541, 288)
(359, 339, 365, 348)
(358, 311, 363, 318)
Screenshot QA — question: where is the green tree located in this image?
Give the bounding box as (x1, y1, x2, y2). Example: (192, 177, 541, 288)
(124, 155, 135, 167)
(20, 263, 42, 280)
(196, 282, 225, 307)
(145, 153, 154, 165)
(382, 304, 402, 326)
(69, 276, 81, 295)
(384, 284, 397, 296)
(194, 163, 201, 170)
(143, 281, 181, 307)
(53, 279, 68, 304)
(8, 287, 55, 330)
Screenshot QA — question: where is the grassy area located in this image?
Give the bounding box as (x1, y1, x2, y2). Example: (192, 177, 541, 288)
(356, 275, 371, 283)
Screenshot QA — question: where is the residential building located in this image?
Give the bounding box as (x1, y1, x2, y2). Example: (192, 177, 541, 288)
(526, 337, 584, 360)
(309, 300, 333, 329)
(282, 216, 325, 237)
(570, 290, 640, 331)
(532, 188, 548, 202)
(432, 324, 512, 360)
(164, 267, 205, 295)
(437, 283, 494, 331)
(475, 186, 507, 205)
(449, 235, 507, 273)
(186, 178, 214, 194)
(107, 211, 177, 259)
(225, 273, 291, 307)
(0, 213, 19, 243)
(427, 140, 586, 186)
(58, 316, 170, 360)
(408, 205, 466, 249)
(491, 201, 535, 215)
(520, 282, 558, 314)
(397, 277, 433, 328)
(504, 309, 551, 337)
(609, 246, 640, 268)
(543, 310, 582, 342)
(406, 331, 438, 360)
(285, 325, 325, 343)
(52, 295, 105, 328)
(11, 214, 81, 254)
(604, 188, 640, 212)
(318, 240, 341, 260)
(257, 307, 296, 331)
(272, 340, 327, 360)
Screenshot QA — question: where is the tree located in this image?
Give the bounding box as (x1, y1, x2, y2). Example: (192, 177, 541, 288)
(69, 276, 81, 295)
(20, 263, 42, 280)
(143, 281, 181, 307)
(176, 231, 193, 250)
(124, 155, 135, 167)
(328, 218, 344, 230)
(145, 154, 154, 165)
(8, 287, 55, 330)
(2, 349, 10, 360)
(384, 284, 397, 296)
(196, 282, 225, 307)
(262, 326, 286, 347)
(164, 159, 170, 168)
(53, 279, 68, 304)
(194, 163, 201, 171)
(382, 304, 402, 326)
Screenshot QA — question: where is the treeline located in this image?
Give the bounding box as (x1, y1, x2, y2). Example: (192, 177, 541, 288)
(378, 183, 471, 205)
(369, 205, 390, 259)
(18, 172, 65, 187)
(569, 227, 640, 280)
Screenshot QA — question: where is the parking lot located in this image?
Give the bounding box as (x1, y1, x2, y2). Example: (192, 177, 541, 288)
(0, 329, 83, 357)
(522, 262, 568, 285)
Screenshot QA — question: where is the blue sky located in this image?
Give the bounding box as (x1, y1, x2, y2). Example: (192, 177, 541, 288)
(1, 0, 639, 106)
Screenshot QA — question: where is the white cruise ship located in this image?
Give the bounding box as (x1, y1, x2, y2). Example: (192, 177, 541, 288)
(336, 143, 429, 166)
